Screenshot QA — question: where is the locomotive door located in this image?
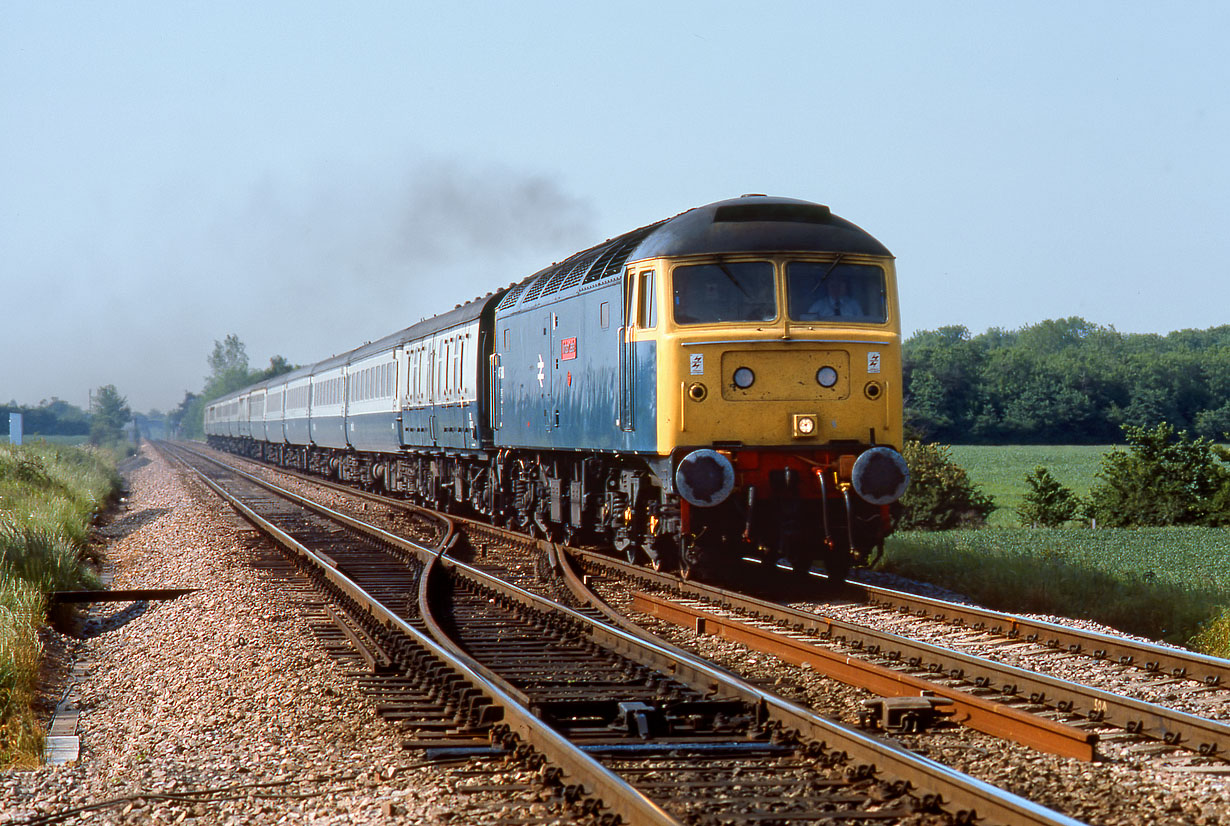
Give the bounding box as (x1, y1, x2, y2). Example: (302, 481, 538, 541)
(618, 271, 636, 432)
(541, 311, 554, 432)
(489, 352, 502, 431)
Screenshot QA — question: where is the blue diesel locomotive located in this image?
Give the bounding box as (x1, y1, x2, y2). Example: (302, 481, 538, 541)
(204, 195, 909, 579)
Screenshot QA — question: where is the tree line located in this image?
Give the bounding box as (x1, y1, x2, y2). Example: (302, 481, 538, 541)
(0, 398, 90, 436)
(167, 334, 295, 439)
(2, 390, 134, 445)
(904, 317, 1230, 444)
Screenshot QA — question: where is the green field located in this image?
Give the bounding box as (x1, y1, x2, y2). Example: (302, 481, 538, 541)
(0, 435, 89, 447)
(948, 444, 1107, 527)
(880, 444, 1230, 655)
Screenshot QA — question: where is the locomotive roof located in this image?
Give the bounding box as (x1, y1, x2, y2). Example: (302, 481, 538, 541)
(496, 195, 891, 314)
(634, 195, 892, 259)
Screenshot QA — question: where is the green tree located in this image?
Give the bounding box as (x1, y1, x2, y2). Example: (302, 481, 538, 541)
(89, 385, 131, 446)
(205, 334, 252, 398)
(1195, 403, 1230, 441)
(169, 391, 207, 439)
(176, 337, 297, 438)
(897, 441, 995, 530)
(253, 354, 296, 382)
(1016, 466, 1082, 527)
(902, 326, 988, 441)
(1087, 423, 1230, 526)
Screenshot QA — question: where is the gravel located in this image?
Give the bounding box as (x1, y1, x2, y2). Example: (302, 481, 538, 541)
(1, 446, 464, 824)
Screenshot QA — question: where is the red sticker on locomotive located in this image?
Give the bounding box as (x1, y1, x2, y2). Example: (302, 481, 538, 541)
(560, 337, 577, 360)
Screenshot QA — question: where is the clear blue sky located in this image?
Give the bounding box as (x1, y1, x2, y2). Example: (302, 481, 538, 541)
(3, 2, 1227, 413)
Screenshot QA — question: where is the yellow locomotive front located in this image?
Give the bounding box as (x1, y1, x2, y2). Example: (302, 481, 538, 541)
(627, 236, 908, 578)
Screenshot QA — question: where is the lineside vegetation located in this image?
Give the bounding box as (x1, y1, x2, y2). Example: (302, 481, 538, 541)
(0, 443, 119, 767)
(884, 428, 1230, 657)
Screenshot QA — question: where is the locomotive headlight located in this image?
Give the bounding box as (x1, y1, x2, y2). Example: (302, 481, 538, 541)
(793, 414, 818, 438)
(732, 367, 756, 389)
(816, 366, 838, 388)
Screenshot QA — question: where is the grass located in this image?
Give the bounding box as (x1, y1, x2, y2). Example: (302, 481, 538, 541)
(0, 435, 89, 447)
(882, 500, 1230, 659)
(0, 572, 47, 767)
(0, 442, 119, 766)
(906, 444, 1230, 657)
(948, 445, 1107, 527)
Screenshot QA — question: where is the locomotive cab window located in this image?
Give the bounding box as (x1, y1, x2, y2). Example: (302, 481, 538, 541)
(672, 261, 775, 324)
(786, 261, 887, 323)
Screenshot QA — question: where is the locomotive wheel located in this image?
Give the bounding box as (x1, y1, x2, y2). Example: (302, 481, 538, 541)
(791, 552, 815, 577)
(648, 546, 674, 573)
(822, 547, 851, 583)
(677, 537, 705, 580)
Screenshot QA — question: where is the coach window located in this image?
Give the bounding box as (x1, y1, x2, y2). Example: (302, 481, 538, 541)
(637, 270, 656, 328)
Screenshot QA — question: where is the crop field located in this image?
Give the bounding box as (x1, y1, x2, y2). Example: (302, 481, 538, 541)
(948, 444, 1107, 527)
(883, 444, 1230, 654)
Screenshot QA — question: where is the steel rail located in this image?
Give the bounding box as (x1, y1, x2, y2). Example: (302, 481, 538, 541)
(546, 540, 1097, 759)
(414, 553, 682, 825)
(440, 548, 1088, 826)
(163, 444, 682, 826)
(845, 581, 1230, 687)
(629, 589, 1099, 761)
(571, 549, 1230, 758)
(167, 443, 452, 566)
(175, 444, 1085, 825)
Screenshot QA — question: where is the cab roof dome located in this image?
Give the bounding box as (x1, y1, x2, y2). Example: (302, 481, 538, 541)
(632, 195, 892, 259)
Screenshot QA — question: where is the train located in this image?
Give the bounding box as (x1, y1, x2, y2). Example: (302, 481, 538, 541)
(204, 194, 909, 580)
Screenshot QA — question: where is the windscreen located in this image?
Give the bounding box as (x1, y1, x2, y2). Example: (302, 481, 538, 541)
(672, 262, 776, 325)
(786, 262, 887, 323)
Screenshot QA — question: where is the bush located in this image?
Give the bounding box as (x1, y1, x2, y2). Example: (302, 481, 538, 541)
(1016, 466, 1083, 527)
(1190, 608, 1230, 659)
(1086, 423, 1230, 527)
(897, 441, 995, 530)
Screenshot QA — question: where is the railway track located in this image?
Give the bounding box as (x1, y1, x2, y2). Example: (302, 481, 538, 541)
(163, 442, 1088, 825)
(564, 551, 1230, 760)
(189, 444, 1230, 761)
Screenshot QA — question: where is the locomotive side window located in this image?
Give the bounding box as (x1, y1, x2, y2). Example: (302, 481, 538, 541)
(786, 262, 887, 323)
(600, 301, 610, 329)
(672, 262, 775, 324)
(637, 270, 656, 328)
